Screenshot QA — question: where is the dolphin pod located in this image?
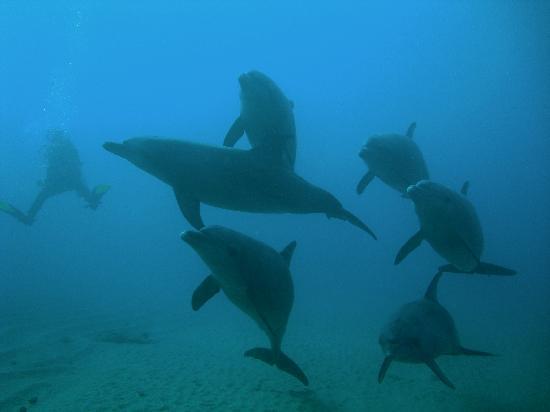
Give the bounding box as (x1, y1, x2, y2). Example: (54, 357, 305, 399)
(2, 69, 518, 390)
(103, 137, 376, 239)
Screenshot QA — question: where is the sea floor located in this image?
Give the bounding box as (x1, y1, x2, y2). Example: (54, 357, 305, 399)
(1, 302, 549, 412)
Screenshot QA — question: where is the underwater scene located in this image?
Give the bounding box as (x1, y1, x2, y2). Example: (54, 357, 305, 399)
(1, 1, 549, 411)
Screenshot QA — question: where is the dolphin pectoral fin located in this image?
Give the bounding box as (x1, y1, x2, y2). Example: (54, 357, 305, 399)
(334, 208, 377, 239)
(406, 122, 417, 138)
(223, 116, 245, 147)
(245, 347, 309, 386)
(394, 230, 423, 265)
(174, 190, 204, 229)
(280, 240, 297, 267)
(356, 171, 375, 194)
(378, 356, 393, 383)
(475, 262, 517, 276)
(191, 275, 221, 311)
(425, 359, 455, 389)
(459, 346, 494, 356)
(0, 200, 33, 225)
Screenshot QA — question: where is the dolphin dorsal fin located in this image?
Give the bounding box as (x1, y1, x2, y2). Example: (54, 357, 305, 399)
(406, 122, 417, 139)
(280, 241, 297, 267)
(460, 181, 470, 196)
(424, 271, 443, 301)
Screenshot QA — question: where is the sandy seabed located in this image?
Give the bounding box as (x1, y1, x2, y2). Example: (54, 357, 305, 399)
(1, 303, 548, 412)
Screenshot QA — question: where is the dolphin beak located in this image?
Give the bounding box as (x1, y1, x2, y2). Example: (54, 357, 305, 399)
(404, 184, 417, 199)
(401, 186, 416, 199)
(103, 142, 127, 158)
(181, 230, 207, 248)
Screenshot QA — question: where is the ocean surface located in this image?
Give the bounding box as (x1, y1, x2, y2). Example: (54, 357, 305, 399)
(1, 1, 549, 411)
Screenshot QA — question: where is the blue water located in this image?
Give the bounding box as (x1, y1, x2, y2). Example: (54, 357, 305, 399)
(1, 2, 549, 411)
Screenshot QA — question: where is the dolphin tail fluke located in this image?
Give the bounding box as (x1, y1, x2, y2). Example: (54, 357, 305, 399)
(356, 171, 375, 194)
(394, 230, 423, 265)
(378, 356, 393, 383)
(438, 262, 517, 276)
(335, 208, 377, 239)
(438, 264, 464, 274)
(459, 346, 495, 356)
(425, 359, 455, 389)
(245, 347, 309, 386)
(475, 262, 517, 276)
(0, 200, 33, 225)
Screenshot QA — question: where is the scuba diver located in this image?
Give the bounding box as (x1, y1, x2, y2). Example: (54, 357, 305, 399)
(0, 129, 110, 225)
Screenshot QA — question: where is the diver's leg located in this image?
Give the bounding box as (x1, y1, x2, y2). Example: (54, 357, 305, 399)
(77, 182, 110, 210)
(0, 200, 32, 225)
(75, 182, 92, 203)
(26, 189, 51, 221)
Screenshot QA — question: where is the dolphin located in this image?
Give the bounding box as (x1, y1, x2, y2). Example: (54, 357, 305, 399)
(1, 130, 110, 225)
(103, 137, 376, 238)
(378, 271, 494, 389)
(224, 70, 296, 169)
(394, 180, 516, 275)
(357, 122, 429, 194)
(181, 225, 308, 385)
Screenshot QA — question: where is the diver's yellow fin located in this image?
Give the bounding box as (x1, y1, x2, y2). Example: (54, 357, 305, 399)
(0, 200, 33, 225)
(92, 184, 111, 195)
(0, 200, 16, 214)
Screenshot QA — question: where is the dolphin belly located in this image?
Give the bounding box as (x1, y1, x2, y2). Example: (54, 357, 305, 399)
(217, 279, 287, 346)
(185, 166, 327, 215)
(422, 223, 479, 272)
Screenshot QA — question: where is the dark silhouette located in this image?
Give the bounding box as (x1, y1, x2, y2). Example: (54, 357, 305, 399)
(0, 129, 110, 225)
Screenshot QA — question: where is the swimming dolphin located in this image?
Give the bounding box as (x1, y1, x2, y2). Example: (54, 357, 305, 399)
(394, 180, 516, 275)
(357, 122, 429, 194)
(181, 225, 308, 385)
(224, 70, 296, 169)
(378, 271, 494, 389)
(103, 137, 376, 238)
(0, 130, 110, 225)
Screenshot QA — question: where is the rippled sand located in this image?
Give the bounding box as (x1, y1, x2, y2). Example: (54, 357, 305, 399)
(1, 303, 548, 412)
